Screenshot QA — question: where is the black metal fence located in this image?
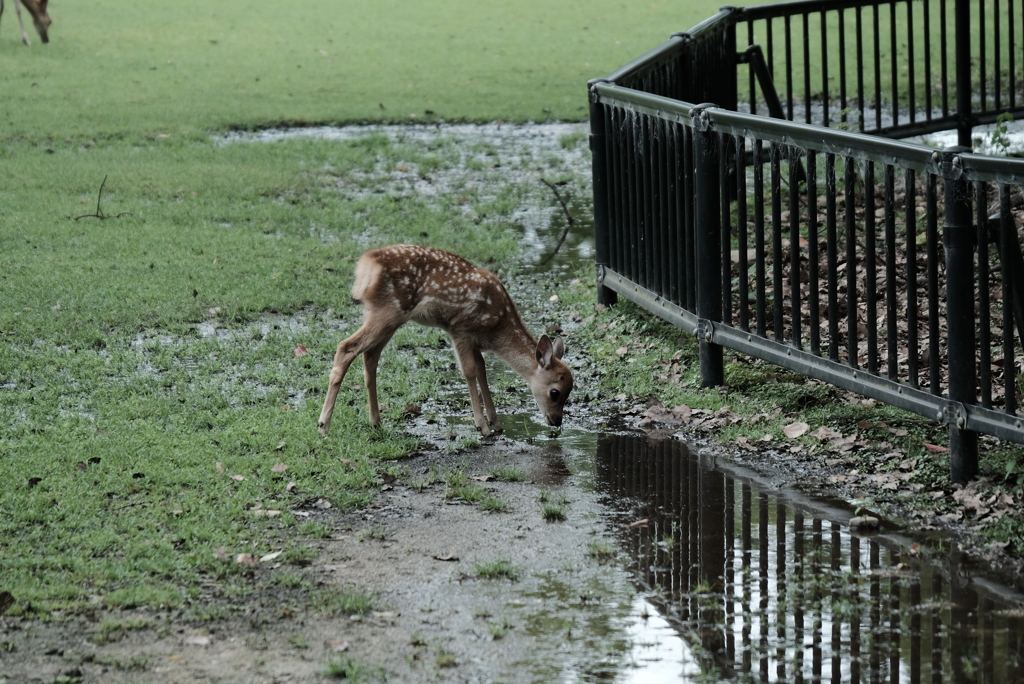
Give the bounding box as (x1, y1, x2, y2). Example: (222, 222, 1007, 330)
(589, 0, 1024, 482)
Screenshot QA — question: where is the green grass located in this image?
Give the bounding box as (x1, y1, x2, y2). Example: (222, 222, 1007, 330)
(473, 559, 519, 582)
(1, 1, 749, 144)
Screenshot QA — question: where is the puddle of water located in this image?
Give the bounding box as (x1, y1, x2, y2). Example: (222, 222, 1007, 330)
(594, 433, 1024, 683)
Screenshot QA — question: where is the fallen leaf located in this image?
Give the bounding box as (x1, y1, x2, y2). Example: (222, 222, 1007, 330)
(271, 462, 288, 473)
(216, 462, 224, 473)
(783, 421, 810, 439)
(326, 640, 349, 652)
(251, 509, 281, 517)
(230, 475, 246, 482)
(373, 611, 399, 619)
(184, 635, 212, 646)
(434, 548, 459, 561)
(923, 443, 949, 453)
(235, 553, 259, 567)
(313, 498, 332, 509)
(286, 482, 297, 491)
(623, 518, 649, 529)
(259, 551, 282, 562)
(274, 441, 286, 451)
(75, 461, 87, 471)
(291, 510, 311, 517)
(294, 345, 308, 357)
(471, 474, 496, 482)
(213, 546, 230, 562)
(339, 458, 355, 467)
(403, 403, 422, 417)
(811, 426, 842, 441)
(615, 346, 628, 356)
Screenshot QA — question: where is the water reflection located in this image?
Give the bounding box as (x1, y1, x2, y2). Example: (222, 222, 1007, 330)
(596, 433, 1024, 683)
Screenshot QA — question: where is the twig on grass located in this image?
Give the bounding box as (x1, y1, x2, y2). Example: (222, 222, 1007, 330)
(539, 178, 574, 267)
(75, 175, 136, 220)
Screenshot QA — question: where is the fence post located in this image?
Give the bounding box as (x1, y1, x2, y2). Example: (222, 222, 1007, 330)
(691, 103, 724, 387)
(940, 146, 978, 483)
(955, 0, 972, 147)
(589, 80, 618, 307)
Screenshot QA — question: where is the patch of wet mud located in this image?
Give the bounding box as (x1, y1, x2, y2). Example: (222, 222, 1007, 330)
(8, 431, 1024, 682)
(220, 123, 596, 273)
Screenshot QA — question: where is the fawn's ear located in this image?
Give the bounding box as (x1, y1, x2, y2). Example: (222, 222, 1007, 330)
(536, 335, 566, 369)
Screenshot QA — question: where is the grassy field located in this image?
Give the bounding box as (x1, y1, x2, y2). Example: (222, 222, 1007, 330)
(0, 0, 754, 616)
(5, 0, 1024, 626)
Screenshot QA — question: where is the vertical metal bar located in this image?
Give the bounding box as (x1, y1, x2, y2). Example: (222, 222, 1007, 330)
(826, 153, 839, 361)
(873, 4, 882, 131)
(684, 125, 696, 310)
(977, 180, 992, 408)
(755, 140, 767, 336)
(802, 12, 811, 124)
(721, 132, 733, 326)
(1010, 0, 1016, 110)
(941, 0, 950, 118)
(928, 172, 941, 394)
(737, 135, 750, 332)
(980, 0, 988, 113)
(667, 122, 679, 305)
(885, 164, 898, 380)
(808, 151, 820, 355)
(820, 9, 829, 127)
(693, 104, 725, 387)
(748, 20, 757, 115)
(943, 146, 979, 483)
(589, 85, 617, 307)
(995, 0, 1002, 112)
(789, 146, 802, 349)
(838, 6, 848, 129)
(845, 156, 859, 367)
(642, 115, 655, 290)
(925, 0, 933, 119)
(1002, 185, 1017, 415)
(906, 168, 919, 388)
(890, 2, 900, 128)
(772, 143, 785, 342)
(625, 111, 640, 284)
(956, 0, 973, 145)
(865, 161, 878, 375)
(856, 6, 866, 131)
(785, 14, 794, 121)
(907, 0, 916, 125)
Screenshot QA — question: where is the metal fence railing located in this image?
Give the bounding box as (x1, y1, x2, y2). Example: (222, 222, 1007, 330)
(589, 0, 1024, 482)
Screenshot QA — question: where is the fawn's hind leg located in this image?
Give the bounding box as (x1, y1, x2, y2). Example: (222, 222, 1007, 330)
(319, 318, 397, 434)
(361, 334, 395, 427)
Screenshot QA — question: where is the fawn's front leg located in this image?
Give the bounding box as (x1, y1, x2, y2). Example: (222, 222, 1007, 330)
(455, 342, 493, 436)
(471, 348, 502, 434)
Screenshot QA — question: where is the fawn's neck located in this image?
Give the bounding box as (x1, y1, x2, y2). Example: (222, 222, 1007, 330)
(492, 316, 540, 381)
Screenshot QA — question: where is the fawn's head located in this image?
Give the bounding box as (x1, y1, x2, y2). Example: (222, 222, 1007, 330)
(531, 335, 572, 427)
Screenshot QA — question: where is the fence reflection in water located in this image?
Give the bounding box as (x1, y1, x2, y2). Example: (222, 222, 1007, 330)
(595, 433, 1024, 682)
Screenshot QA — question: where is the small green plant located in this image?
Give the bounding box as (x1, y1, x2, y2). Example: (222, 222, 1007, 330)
(323, 654, 383, 681)
(91, 618, 150, 644)
(479, 495, 509, 512)
(473, 559, 519, 581)
(488, 615, 513, 639)
(492, 464, 525, 482)
(540, 502, 566, 521)
(539, 491, 568, 521)
(356, 524, 389, 542)
(587, 539, 616, 561)
(311, 588, 375, 616)
(298, 521, 334, 539)
(988, 112, 1016, 155)
(435, 648, 458, 668)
